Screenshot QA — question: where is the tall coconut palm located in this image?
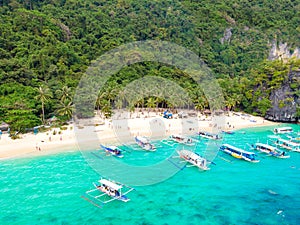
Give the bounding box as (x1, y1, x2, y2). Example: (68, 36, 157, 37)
(56, 101, 74, 120)
(56, 86, 72, 103)
(35, 85, 53, 124)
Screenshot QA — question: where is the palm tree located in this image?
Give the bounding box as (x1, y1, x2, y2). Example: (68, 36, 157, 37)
(35, 85, 53, 124)
(56, 101, 74, 120)
(56, 86, 72, 103)
(146, 97, 156, 112)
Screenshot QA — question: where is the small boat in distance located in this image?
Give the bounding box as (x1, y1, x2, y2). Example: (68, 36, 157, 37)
(222, 130, 235, 135)
(135, 136, 156, 151)
(198, 131, 222, 140)
(275, 138, 300, 152)
(84, 178, 134, 205)
(273, 127, 293, 134)
(219, 144, 259, 162)
(100, 144, 124, 158)
(170, 134, 194, 145)
(177, 150, 210, 170)
(252, 143, 290, 159)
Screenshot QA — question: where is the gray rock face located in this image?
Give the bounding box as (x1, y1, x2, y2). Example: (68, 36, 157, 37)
(268, 40, 300, 60)
(220, 28, 232, 44)
(265, 71, 300, 122)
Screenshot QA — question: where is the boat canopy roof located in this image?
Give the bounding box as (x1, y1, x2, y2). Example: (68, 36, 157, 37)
(274, 127, 293, 131)
(172, 134, 184, 138)
(255, 143, 277, 150)
(99, 179, 122, 190)
(278, 139, 300, 146)
(136, 136, 149, 143)
(179, 150, 204, 160)
(222, 144, 255, 154)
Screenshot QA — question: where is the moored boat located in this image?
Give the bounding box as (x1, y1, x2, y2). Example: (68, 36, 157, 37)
(170, 134, 194, 145)
(219, 144, 259, 162)
(273, 127, 293, 134)
(135, 136, 156, 151)
(100, 144, 124, 158)
(177, 150, 210, 170)
(198, 131, 222, 140)
(84, 178, 134, 205)
(252, 143, 290, 159)
(222, 130, 235, 135)
(274, 138, 300, 152)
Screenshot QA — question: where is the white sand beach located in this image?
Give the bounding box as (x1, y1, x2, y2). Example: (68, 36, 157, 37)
(0, 111, 278, 160)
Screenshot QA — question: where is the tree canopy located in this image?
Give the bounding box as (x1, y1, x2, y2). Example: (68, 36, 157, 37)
(0, 0, 299, 130)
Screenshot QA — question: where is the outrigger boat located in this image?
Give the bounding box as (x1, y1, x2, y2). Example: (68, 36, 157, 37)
(84, 178, 134, 205)
(198, 131, 222, 140)
(170, 134, 194, 145)
(222, 130, 235, 135)
(274, 138, 300, 152)
(219, 144, 259, 162)
(273, 127, 293, 134)
(135, 136, 156, 151)
(177, 150, 210, 170)
(251, 143, 290, 159)
(100, 144, 124, 158)
(287, 134, 300, 143)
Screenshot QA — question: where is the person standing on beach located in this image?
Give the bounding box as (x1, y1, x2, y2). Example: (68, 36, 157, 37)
(0, 130, 2, 140)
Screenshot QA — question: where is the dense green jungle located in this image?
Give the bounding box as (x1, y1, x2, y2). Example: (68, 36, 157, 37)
(0, 0, 299, 131)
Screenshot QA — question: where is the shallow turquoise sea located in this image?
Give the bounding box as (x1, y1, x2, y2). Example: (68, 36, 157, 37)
(1, 124, 300, 225)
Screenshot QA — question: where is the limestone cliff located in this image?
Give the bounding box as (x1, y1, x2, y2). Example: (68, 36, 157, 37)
(265, 70, 300, 122)
(268, 41, 300, 61)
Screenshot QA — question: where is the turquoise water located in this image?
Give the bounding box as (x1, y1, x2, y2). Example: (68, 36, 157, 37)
(1, 124, 300, 225)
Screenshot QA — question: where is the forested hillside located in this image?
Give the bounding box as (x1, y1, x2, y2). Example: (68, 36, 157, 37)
(0, 0, 299, 131)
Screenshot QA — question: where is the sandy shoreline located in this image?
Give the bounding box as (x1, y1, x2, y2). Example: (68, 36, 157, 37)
(0, 111, 279, 160)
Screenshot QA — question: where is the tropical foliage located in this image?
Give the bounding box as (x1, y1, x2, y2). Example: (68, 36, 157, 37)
(0, 0, 299, 131)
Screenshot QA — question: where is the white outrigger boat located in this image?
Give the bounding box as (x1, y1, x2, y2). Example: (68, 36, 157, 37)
(170, 134, 194, 145)
(177, 150, 210, 170)
(84, 178, 134, 205)
(198, 131, 222, 140)
(274, 138, 300, 152)
(135, 136, 156, 151)
(100, 144, 124, 158)
(273, 127, 293, 134)
(252, 143, 290, 159)
(287, 134, 300, 143)
(219, 144, 259, 162)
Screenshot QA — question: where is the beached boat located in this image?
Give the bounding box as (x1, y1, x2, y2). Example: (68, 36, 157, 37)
(273, 127, 293, 134)
(252, 143, 290, 159)
(274, 138, 300, 152)
(177, 150, 210, 170)
(222, 130, 235, 135)
(219, 144, 259, 162)
(170, 134, 194, 145)
(135, 136, 156, 151)
(84, 178, 134, 205)
(100, 144, 124, 158)
(198, 131, 222, 140)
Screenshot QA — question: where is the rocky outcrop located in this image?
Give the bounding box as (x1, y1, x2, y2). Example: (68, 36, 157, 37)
(268, 40, 300, 61)
(265, 70, 300, 122)
(220, 28, 232, 44)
